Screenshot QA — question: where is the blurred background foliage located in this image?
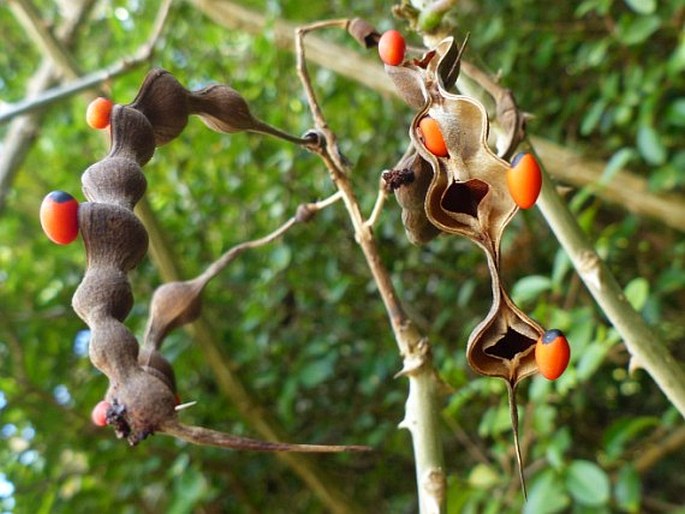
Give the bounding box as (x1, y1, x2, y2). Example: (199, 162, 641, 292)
(1, 0, 684, 512)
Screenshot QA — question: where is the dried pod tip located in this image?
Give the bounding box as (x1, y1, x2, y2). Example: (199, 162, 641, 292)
(535, 329, 570, 380)
(347, 18, 380, 48)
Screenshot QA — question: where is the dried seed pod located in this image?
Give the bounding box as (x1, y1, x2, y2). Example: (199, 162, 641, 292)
(467, 275, 541, 384)
(64, 67, 366, 452)
(107, 105, 157, 165)
(416, 96, 517, 258)
(347, 18, 380, 48)
(78, 203, 148, 272)
(189, 84, 259, 133)
(81, 157, 147, 209)
(138, 348, 178, 393)
(143, 279, 204, 350)
(72, 269, 133, 324)
(384, 65, 427, 110)
(129, 68, 191, 146)
(384, 151, 440, 245)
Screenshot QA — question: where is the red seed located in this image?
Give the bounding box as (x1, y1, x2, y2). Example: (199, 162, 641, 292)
(86, 97, 113, 130)
(91, 400, 111, 427)
(418, 116, 449, 157)
(39, 191, 79, 245)
(378, 30, 406, 66)
(535, 329, 570, 380)
(507, 152, 542, 209)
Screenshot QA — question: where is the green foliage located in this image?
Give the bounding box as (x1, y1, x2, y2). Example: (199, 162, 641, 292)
(1, 0, 684, 513)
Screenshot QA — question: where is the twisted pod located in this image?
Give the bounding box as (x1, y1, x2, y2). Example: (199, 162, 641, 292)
(380, 34, 558, 495)
(62, 69, 364, 452)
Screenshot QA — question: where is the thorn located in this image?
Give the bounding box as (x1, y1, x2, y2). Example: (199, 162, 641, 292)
(174, 400, 197, 412)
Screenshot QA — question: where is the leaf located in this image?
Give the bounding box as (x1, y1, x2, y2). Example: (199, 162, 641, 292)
(565, 460, 610, 506)
(602, 416, 659, 462)
(580, 100, 606, 136)
(623, 277, 649, 311)
(623, 0, 656, 14)
(616, 14, 661, 45)
(615, 464, 642, 512)
(601, 148, 635, 184)
(636, 124, 667, 165)
(666, 99, 685, 127)
(512, 275, 553, 305)
(299, 353, 337, 388)
(523, 469, 570, 514)
(468, 463, 500, 488)
(576, 341, 610, 381)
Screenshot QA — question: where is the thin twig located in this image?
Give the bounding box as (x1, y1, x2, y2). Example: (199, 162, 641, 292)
(8, 0, 83, 80)
(196, 192, 342, 287)
(295, 20, 446, 514)
(364, 181, 389, 229)
(0, 0, 173, 124)
(0, 0, 96, 211)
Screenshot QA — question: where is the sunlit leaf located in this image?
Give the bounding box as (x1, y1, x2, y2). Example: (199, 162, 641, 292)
(565, 460, 610, 506)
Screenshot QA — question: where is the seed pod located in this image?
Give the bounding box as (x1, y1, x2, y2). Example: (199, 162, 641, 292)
(189, 84, 259, 133)
(385, 152, 440, 245)
(81, 157, 147, 208)
(78, 203, 148, 272)
(138, 348, 178, 393)
(107, 105, 157, 166)
(129, 68, 190, 146)
(143, 279, 204, 349)
(347, 18, 379, 48)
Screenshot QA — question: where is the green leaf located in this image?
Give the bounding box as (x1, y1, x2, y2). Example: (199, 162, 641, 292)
(299, 353, 337, 388)
(601, 148, 635, 183)
(580, 100, 607, 135)
(565, 460, 610, 506)
(468, 463, 500, 489)
(636, 124, 667, 165)
(576, 342, 609, 381)
(666, 99, 685, 127)
(512, 275, 553, 305)
(623, 0, 656, 15)
(616, 14, 661, 45)
(602, 416, 659, 462)
(623, 277, 649, 311)
(524, 469, 570, 514)
(615, 464, 642, 512)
